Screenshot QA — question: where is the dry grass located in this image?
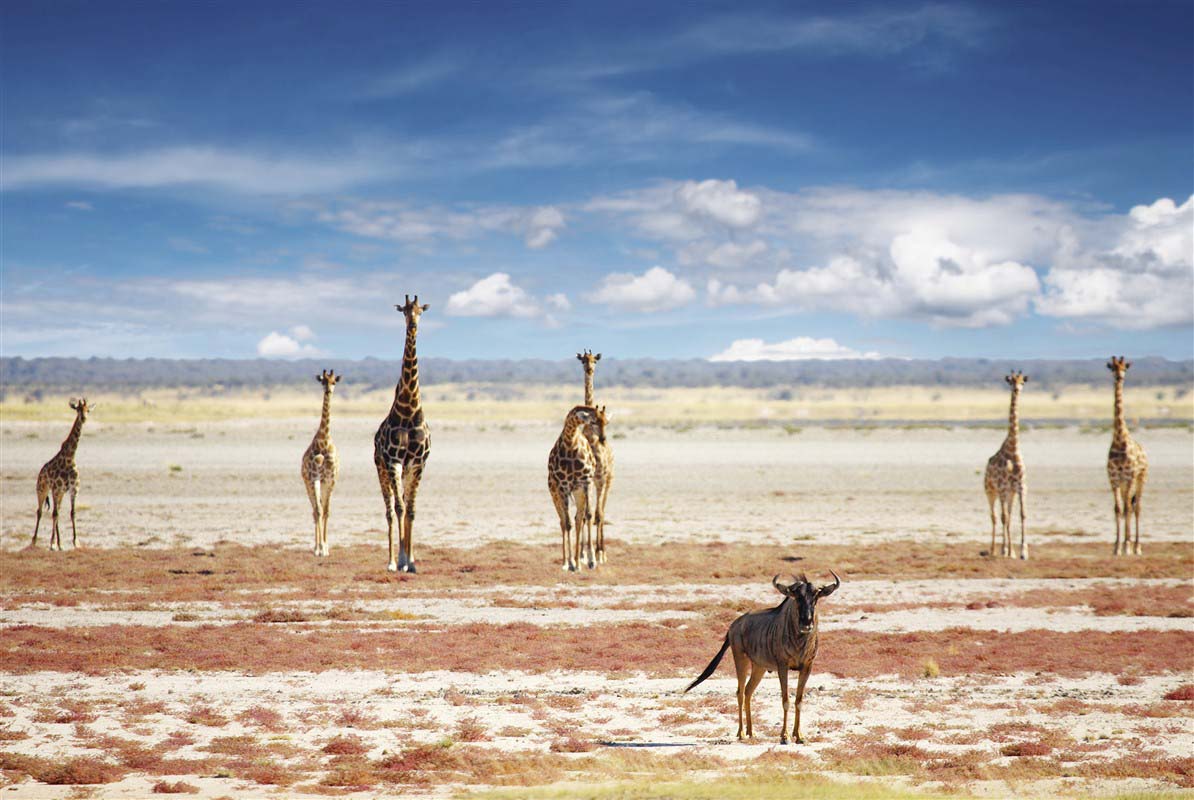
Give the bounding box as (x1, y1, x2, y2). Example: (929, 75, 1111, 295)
(151, 780, 199, 794)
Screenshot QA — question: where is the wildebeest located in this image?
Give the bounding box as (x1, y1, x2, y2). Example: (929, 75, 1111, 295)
(686, 571, 840, 744)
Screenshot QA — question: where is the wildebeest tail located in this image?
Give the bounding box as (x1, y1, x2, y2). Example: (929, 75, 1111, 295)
(685, 634, 730, 692)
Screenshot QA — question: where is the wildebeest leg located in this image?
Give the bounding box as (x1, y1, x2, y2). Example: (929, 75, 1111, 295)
(742, 663, 765, 740)
(792, 665, 812, 744)
(777, 665, 791, 744)
(733, 647, 750, 740)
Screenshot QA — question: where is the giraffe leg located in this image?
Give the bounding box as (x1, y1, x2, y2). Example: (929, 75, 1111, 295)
(998, 496, 1010, 557)
(401, 463, 424, 573)
(742, 662, 765, 740)
(1017, 487, 1027, 560)
(597, 474, 611, 564)
(50, 491, 62, 552)
(391, 469, 407, 572)
(320, 478, 334, 556)
(733, 646, 749, 740)
(69, 487, 79, 549)
(572, 486, 590, 571)
(985, 486, 997, 557)
(792, 665, 812, 744)
(777, 665, 790, 744)
(377, 460, 400, 572)
(306, 478, 322, 556)
(1111, 485, 1123, 556)
(550, 484, 573, 571)
(1131, 480, 1143, 556)
(579, 483, 595, 570)
(32, 492, 47, 547)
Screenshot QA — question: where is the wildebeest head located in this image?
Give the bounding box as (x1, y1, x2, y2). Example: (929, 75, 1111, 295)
(772, 571, 840, 634)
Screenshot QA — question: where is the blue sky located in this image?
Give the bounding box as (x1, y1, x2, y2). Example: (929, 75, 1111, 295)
(2, 1, 1191, 361)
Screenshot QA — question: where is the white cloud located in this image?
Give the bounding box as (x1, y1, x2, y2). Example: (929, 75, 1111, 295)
(675, 179, 762, 229)
(64, 200, 93, 211)
(290, 324, 315, 341)
(2, 146, 388, 194)
(445, 273, 544, 318)
(588, 266, 696, 313)
(709, 336, 881, 362)
(257, 331, 323, 358)
(679, 239, 768, 269)
(544, 293, 572, 311)
(1036, 195, 1193, 329)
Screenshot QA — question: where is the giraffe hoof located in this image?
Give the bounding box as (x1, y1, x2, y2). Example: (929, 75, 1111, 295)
(387, 562, 398, 572)
(779, 736, 789, 745)
(404, 563, 417, 574)
(794, 736, 805, 745)
(561, 563, 571, 572)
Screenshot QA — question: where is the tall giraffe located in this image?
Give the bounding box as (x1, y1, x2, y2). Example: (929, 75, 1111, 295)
(1107, 356, 1148, 556)
(577, 350, 614, 565)
(548, 405, 604, 572)
(301, 370, 340, 557)
(32, 398, 93, 551)
(374, 296, 432, 572)
(983, 371, 1028, 559)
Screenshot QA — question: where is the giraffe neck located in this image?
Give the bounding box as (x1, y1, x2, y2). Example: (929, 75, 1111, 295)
(315, 387, 333, 442)
(562, 411, 589, 447)
(391, 322, 424, 426)
(583, 370, 595, 406)
(1112, 377, 1130, 443)
(59, 413, 85, 460)
(1005, 389, 1021, 450)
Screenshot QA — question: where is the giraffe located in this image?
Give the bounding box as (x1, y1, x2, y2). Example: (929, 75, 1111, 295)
(577, 350, 614, 565)
(1107, 356, 1148, 556)
(301, 370, 341, 557)
(31, 397, 93, 551)
(374, 296, 431, 573)
(548, 405, 605, 572)
(983, 371, 1028, 559)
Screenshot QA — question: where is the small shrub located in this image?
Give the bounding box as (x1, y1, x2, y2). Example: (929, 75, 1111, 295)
(185, 705, 228, 727)
(152, 780, 199, 794)
(455, 717, 490, 742)
(922, 658, 940, 678)
(550, 735, 596, 753)
(1001, 741, 1054, 757)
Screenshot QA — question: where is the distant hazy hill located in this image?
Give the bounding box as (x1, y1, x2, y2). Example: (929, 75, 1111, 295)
(2, 356, 1190, 393)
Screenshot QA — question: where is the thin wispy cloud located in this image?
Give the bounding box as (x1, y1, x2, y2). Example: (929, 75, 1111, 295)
(1, 146, 396, 194)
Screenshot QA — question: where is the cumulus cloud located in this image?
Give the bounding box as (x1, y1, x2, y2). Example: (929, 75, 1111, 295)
(709, 336, 881, 362)
(318, 200, 564, 249)
(257, 329, 323, 358)
(587, 179, 763, 242)
(446, 273, 545, 318)
(588, 266, 696, 313)
(1036, 195, 1193, 329)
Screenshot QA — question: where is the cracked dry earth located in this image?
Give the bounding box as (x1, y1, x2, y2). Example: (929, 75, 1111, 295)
(0, 424, 1191, 798)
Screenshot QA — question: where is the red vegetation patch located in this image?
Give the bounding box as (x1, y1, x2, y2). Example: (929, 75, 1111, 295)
(1001, 741, 1054, 757)
(322, 735, 370, 756)
(237, 705, 284, 731)
(0, 753, 125, 785)
(1164, 684, 1194, 701)
(184, 705, 228, 727)
(2, 621, 1188, 679)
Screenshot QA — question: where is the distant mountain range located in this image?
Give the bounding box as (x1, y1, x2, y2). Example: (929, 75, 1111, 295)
(2, 356, 1191, 392)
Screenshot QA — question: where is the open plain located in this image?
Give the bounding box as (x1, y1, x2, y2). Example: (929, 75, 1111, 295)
(0, 388, 1191, 798)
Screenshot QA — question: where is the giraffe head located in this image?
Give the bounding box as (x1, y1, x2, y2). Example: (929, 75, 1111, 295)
(396, 295, 430, 331)
(1107, 356, 1132, 381)
(576, 349, 601, 375)
(1004, 370, 1028, 392)
(583, 404, 609, 445)
(772, 571, 840, 634)
(67, 397, 93, 420)
(316, 369, 341, 393)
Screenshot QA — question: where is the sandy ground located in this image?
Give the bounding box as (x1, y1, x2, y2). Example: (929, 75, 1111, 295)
(1, 419, 1191, 798)
(1, 421, 1191, 553)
